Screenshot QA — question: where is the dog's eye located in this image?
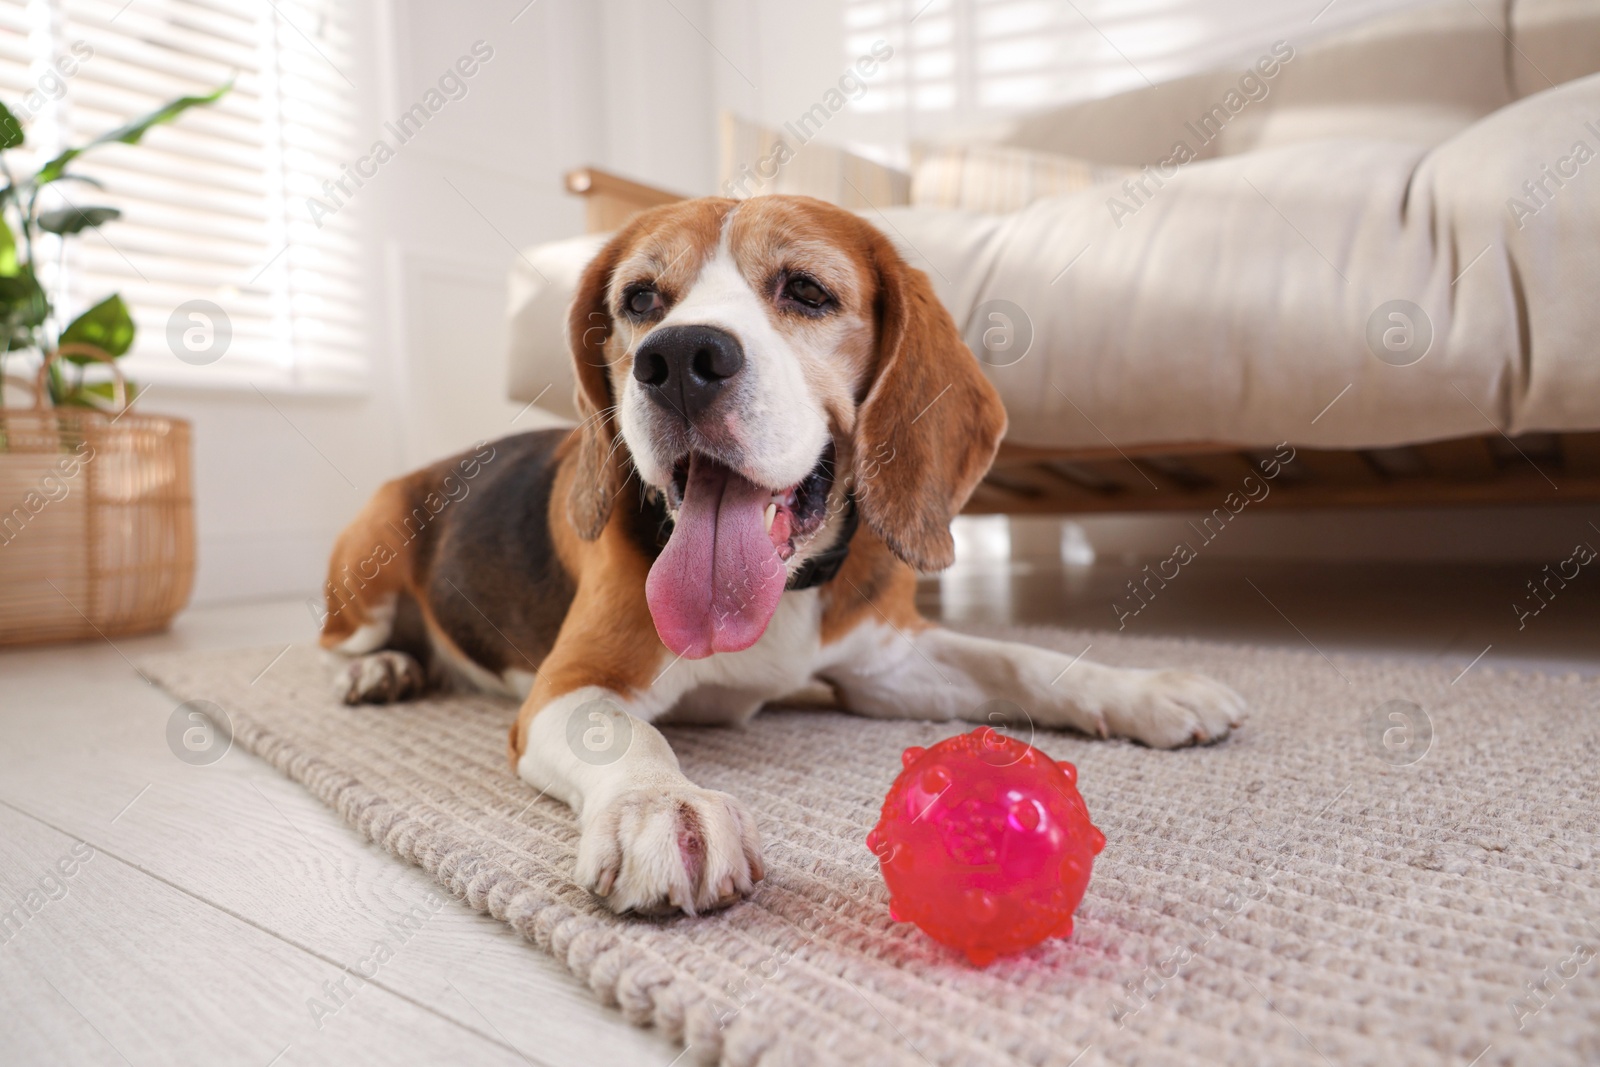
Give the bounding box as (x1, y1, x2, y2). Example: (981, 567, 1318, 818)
(624, 285, 663, 317)
(782, 274, 832, 310)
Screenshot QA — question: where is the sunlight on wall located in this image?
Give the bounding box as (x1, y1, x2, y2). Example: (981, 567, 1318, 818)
(842, 0, 1436, 124)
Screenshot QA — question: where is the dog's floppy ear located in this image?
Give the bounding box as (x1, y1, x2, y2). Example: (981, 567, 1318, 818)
(853, 231, 1007, 571)
(566, 231, 631, 540)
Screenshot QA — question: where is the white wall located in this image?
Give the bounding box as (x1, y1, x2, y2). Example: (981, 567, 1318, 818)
(699, 0, 1445, 163)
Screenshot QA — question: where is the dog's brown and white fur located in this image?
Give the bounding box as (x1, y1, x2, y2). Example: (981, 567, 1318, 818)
(319, 195, 1245, 917)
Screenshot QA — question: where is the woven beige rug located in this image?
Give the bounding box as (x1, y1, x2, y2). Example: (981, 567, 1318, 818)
(140, 628, 1600, 1067)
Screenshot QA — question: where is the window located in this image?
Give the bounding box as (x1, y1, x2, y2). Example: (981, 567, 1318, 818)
(1, 0, 363, 391)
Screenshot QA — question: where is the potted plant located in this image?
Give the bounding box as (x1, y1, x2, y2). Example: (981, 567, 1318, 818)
(0, 82, 228, 644)
(1, 81, 229, 406)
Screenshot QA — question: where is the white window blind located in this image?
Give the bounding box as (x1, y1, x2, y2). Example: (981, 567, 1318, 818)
(5, 0, 364, 391)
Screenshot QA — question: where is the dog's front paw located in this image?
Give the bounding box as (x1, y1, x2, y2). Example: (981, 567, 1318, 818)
(577, 784, 764, 916)
(1103, 669, 1246, 748)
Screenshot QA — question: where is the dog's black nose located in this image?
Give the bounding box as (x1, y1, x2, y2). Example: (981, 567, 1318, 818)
(632, 325, 745, 421)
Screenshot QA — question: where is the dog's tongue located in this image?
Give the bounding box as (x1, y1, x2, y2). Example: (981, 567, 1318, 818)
(646, 454, 787, 659)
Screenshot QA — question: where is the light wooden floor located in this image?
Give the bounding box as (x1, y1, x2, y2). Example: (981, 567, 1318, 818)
(3, 557, 1597, 1066)
(0, 598, 682, 1067)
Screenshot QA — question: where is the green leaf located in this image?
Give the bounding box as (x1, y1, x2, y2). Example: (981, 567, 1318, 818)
(37, 205, 121, 235)
(0, 101, 23, 150)
(0, 212, 17, 276)
(0, 267, 49, 328)
(54, 391, 105, 410)
(60, 294, 135, 359)
(71, 379, 139, 408)
(34, 80, 233, 186)
(49, 173, 106, 191)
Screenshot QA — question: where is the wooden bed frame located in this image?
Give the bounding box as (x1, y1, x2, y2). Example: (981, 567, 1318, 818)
(565, 166, 1600, 514)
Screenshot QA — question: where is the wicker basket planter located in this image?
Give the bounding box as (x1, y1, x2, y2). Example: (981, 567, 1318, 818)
(0, 352, 195, 646)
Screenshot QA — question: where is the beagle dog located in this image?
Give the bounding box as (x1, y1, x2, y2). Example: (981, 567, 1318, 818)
(318, 195, 1245, 916)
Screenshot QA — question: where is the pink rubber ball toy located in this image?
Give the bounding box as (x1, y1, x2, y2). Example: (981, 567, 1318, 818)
(866, 726, 1106, 966)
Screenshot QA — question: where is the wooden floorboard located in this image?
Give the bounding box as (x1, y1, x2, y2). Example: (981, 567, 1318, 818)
(0, 603, 682, 1067)
(0, 805, 533, 1067)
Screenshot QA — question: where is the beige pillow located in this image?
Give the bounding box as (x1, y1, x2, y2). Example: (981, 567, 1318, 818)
(718, 112, 910, 209)
(912, 144, 1134, 213)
